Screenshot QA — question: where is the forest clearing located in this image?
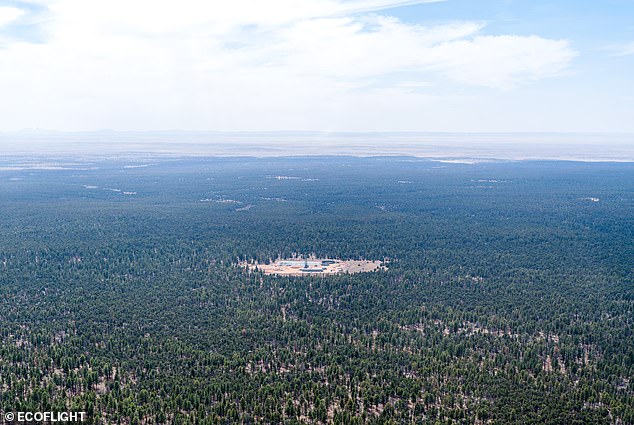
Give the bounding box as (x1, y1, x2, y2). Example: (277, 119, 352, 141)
(243, 258, 386, 276)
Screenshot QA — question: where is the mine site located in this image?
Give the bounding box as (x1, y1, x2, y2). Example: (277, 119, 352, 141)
(243, 258, 386, 276)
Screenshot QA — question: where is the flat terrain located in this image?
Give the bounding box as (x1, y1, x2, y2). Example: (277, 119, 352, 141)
(0, 156, 632, 424)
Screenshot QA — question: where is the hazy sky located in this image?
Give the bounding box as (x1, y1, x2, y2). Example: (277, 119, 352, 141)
(1, 0, 633, 132)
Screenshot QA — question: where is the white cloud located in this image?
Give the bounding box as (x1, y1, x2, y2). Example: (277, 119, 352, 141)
(0, 0, 578, 131)
(0, 6, 25, 27)
(429, 35, 576, 88)
(274, 17, 574, 88)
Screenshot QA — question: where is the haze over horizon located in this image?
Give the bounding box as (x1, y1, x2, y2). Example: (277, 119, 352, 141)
(1, 130, 633, 161)
(1, 0, 634, 134)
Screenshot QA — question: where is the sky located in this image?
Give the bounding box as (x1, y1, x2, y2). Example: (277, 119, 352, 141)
(0, 0, 633, 133)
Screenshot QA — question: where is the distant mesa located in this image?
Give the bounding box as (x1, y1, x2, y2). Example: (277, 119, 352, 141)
(242, 258, 386, 276)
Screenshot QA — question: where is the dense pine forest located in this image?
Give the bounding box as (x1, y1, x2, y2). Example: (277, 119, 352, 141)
(0, 156, 632, 424)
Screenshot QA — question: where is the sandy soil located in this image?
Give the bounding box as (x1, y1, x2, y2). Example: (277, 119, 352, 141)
(243, 259, 385, 276)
